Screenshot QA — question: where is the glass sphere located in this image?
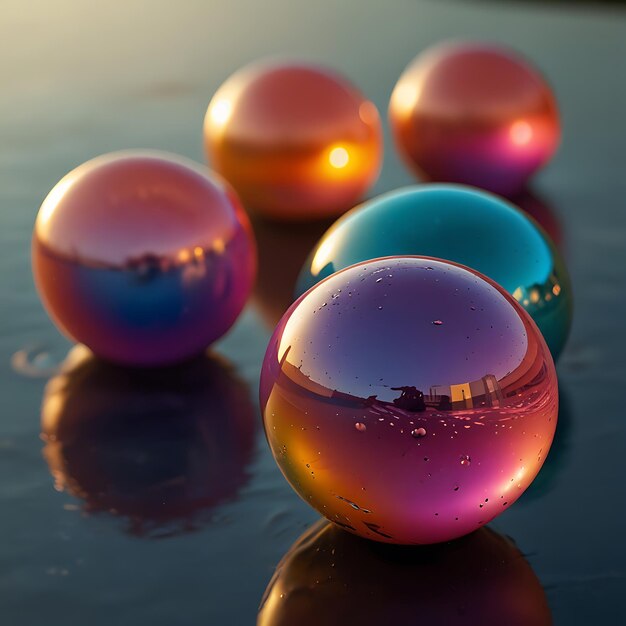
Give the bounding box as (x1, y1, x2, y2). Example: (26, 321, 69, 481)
(261, 257, 558, 545)
(389, 42, 560, 196)
(258, 520, 552, 625)
(204, 60, 383, 220)
(41, 346, 256, 536)
(297, 185, 572, 360)
(32, 151, 256, 366)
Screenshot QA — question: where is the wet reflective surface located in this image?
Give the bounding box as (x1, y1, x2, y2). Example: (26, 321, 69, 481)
(32, 151, 256, 366)
(513, 188, 565, 254)
(389, 41, 560, 196)
(41, 346, 257, 537)
(252, 215, 335, 328)
(297, 185, 572, 359)
(262, 257, 558, 544)
(2, 0, 625, 624)
(258, 519, 552, 625)
(204, 61, 383, 220)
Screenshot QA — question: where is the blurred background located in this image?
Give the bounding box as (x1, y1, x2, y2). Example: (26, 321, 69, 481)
(1, 1, 625, 624)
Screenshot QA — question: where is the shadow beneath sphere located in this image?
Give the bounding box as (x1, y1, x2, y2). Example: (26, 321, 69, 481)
(40, 345, 257, 537)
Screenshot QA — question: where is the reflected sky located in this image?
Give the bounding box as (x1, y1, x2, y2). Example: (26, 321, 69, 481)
(34, 151, 248, 268)
(290, 257, 532, 400)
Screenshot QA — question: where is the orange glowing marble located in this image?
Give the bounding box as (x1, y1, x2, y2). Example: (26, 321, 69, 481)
(204, 60, 383, 220)
(389, 42, 560, 196)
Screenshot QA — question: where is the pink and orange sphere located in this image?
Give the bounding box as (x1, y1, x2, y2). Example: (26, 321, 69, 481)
(32, 151, 256, 367)
(260, 257, 558, 544)
(204, 60, 383, 220)
(389, 42, 560, 196)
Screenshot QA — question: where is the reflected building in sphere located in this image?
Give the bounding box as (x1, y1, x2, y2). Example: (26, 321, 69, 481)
(262, 257, 559, 544)
(32, 151, 256, 366)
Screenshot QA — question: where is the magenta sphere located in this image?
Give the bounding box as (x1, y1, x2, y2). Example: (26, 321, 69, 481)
(389, 42, 560, 196)
(260, 257, 558, 544)
(32, 151, 256, 366)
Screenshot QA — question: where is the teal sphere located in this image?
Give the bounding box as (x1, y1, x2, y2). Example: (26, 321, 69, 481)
(296, 185, 572, 360)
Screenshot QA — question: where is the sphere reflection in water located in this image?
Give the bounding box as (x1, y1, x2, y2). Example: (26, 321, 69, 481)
(389, 42, 560, 196)
(204, 61, 383, 220)
(296, 185, 572, 360)
(261, 257, 558, 544)
(252, 215, 335, 328)
(513, 188, 565, 256)
(32, 151, 256, 367)
(41, 346, 256, 536)
(258, 520, 552, 626)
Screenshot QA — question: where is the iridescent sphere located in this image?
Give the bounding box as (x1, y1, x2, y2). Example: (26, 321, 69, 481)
(32, 151, 256, 366)
(41, 346, 256, 536)
(297, 185, 572, 360)
(261, 257, 558, 545)
(389, 42, 560, 196)
(258, 520, 552, 625)
(204, 60, 383, 220)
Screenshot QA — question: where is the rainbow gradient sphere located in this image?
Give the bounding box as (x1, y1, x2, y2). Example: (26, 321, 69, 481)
(297, 185, 572, 360)
(258, 519, 552, 626)
(261, 257, 558, 545)
(204, 60, 383, 220)
(389, 42, 560, 196)
(32, 151, 256, 366)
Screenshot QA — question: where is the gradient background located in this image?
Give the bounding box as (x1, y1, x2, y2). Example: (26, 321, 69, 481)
(0, 0, 624, 624)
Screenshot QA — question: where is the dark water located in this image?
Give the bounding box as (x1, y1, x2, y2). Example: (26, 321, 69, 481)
(1, 1, 625, 624)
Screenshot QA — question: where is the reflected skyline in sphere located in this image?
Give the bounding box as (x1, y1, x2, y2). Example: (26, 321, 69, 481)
(32, 151, 256, 366)
(262, 257, 559, 544)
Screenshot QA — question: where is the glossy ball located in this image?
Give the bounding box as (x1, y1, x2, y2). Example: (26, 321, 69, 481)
(204, 60, 383, 220)
(32, 151, 256, 366)
(261, 257, 558, 545)
(389, 42, 560, 196)
(41, 346, 256, 536)
(258, 520, 552, 626)
(297, 185, 572, 360)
